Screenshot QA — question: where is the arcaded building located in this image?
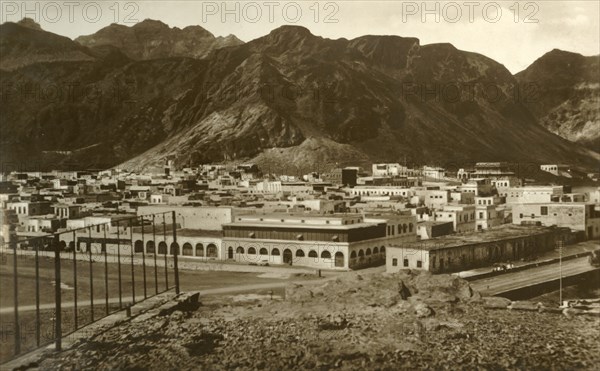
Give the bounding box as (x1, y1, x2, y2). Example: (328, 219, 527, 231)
(222, 213, 416, 270)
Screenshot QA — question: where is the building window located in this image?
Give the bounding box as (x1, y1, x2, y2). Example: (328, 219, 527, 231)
(308, 250, 318, 258)
(416, 260, 422, 268)
(479, 212, 484, 219)
(541, 206, 548, 215)
(403, 259, 409, 267)
(392, 258, 398, 266)
(248, 247, 256, 254)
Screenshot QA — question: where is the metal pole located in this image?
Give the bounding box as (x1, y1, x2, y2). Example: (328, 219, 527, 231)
(163, 214, 168, 290)
(559, 240, 563, 306)
(72, 231, 78, 330)
(130, 217, 135, 304)
(53, 234, 62, 351)
(35, 238, 40, 347)
(172, 211, 180, 295)
(11, 233, 20, 355)
(88, 229, 94, 322)
(103, 226, 109, 316)
(141, 216, 147, 299)
(153, 215, 158, 295)
(117, 220, 122, 309)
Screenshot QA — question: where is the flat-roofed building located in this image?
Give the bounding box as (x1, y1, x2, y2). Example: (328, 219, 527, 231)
(221, 213, 416, 270)
(372, 163, 407, 177)
(505, 186, 563, 204)
(416, 221, 454, 240)
(540, 164, 571, 177)
(476, 204, 505, 230)
(387, 225, 563, 273)
(512, 203, 600, 239)
(433, 205, 476, 233)
(347, 186, 413, 198)
(415, 189, 450, 209)
(137, 205, 240, 231)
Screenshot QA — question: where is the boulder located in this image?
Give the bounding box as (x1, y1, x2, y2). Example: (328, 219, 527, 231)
(414, 302, 434, 318)
(286, 284, 313, 303)
(539, 306, 563, 314)
(509, 301, 540, 311)
(562, 308, 586, 317)
(482, 296, 511, 309)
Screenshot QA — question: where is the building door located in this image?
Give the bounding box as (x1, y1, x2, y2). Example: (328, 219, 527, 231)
(334, 252, 344, 267)
(283, 249, 293, 265)
(228, 246, 234, 260)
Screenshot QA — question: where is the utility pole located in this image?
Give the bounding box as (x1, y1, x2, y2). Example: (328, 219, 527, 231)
(559, 239, 563, 306)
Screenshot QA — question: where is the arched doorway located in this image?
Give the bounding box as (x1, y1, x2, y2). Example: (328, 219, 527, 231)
(228, 246, 234, 259)
(335, 252, 344, 267)
(134, 240, 144, 253)
(170, 242, 179, 255)
(207, 244, 218, 258)
(182, 243, 193, 256)
(283, 249, 293, 265)
(146, 241, 155, 254)
(158, 241, 167, 254)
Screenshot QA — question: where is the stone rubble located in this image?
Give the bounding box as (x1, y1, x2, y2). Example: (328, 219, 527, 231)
(36, 270, 600, 370)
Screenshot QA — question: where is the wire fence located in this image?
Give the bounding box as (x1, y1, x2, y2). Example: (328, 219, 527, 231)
(0, 211, 181, 364)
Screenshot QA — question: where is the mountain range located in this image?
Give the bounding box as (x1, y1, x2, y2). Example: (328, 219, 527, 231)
(0, 18, 598, 172)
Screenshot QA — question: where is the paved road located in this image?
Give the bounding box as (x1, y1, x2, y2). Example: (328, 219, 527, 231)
(0, 270, 354, 315)
(470, 257, 597, 296)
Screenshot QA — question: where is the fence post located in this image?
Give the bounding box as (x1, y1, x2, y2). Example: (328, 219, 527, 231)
(163, 214, 168, 290)
(11, 227, 20, 355)
(117, 220, 122, 309)
(141, 215, 147, 299)
(172, 211, 180, 295)
(53, 234, 62, 351)
(72, 231, 78, 330)
(130, 217, 136, 304)
(104, 226, 109, 316)
(88, 229, 94, 322)
(35, 238, 41, 347)
(152, 215, 158, 295)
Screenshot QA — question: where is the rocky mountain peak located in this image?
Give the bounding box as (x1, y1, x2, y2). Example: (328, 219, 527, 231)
(75, 19, 243, 60)
(16, 17, 42, 31)
(132, 18, 170, 30)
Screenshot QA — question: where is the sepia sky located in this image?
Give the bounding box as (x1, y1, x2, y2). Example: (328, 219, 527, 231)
(2, 0, 599, 73)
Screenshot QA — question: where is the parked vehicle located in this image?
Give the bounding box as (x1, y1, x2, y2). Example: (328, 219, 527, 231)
(588, 250, 600, 267)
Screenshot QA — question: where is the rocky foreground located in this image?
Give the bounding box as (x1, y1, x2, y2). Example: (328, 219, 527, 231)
(37, 271, 600, 370)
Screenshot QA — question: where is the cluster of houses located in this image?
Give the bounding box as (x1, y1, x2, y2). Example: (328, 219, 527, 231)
(1, 161, 598, 273)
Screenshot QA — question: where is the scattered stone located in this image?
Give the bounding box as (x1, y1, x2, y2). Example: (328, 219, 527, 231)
(509, 301, 540, 311)
(285, 284, 314, 303)
(482, 296, 511, 309)
(563, 308, 586, 317)
(539, 306, 563, 314)
(414, 302, 434, 318)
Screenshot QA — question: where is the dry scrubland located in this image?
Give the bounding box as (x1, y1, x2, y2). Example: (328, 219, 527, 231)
(37, 271, 600, 370)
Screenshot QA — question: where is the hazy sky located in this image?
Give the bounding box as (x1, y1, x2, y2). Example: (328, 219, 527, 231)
(2, 0, 599, 73)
